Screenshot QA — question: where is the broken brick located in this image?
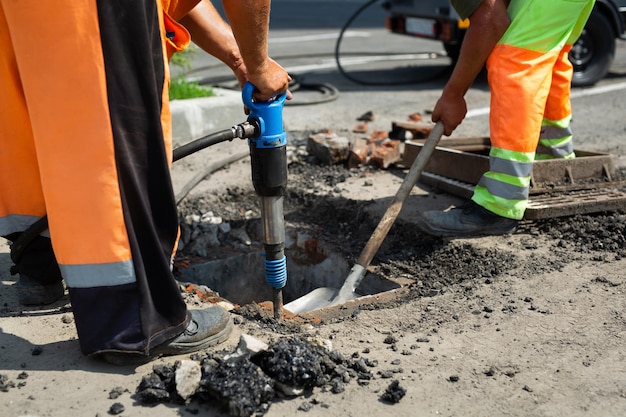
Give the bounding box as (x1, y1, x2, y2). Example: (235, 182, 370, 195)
(353, 122, 368, 134)
(306, 132, 351, 165)
(389, 121, 434, 141)
(348, 137, 369, 169)
(369, 138, 401, 169)
(407, 112, 423, 122)
(368, 130, 389, 144)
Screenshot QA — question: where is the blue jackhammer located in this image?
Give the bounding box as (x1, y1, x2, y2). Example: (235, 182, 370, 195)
(242, 82, 288, 319)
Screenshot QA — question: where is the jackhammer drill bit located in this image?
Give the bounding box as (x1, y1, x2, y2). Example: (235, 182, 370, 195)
(242, 82, 288, 319)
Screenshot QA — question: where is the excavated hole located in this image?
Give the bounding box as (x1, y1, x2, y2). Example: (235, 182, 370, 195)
(173, 141, 411, 311)
(174, 233, 402, 307)
(173, 190, 526, 320)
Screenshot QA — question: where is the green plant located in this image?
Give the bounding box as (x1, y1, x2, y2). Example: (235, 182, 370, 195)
(169, 45, 214, 100)
(169, 77, 214, 100)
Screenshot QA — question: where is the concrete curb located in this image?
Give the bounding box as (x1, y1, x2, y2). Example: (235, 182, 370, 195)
(169, 87, 252, 201)
(170, 87, 245, 148)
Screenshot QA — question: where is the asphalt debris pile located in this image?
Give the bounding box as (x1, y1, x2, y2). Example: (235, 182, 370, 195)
(528, 211, 626, 254)
(377, 239, 518, 297)
(195, 355, 275, 417)
(253, 337, 339, 393)
(134, 335, 389, 417)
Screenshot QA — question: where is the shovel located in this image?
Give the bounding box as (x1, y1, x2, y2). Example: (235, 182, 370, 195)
(284, 121, 445, 314)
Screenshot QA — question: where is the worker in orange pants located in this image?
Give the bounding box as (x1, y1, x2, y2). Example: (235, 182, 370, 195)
(0, 0, 290, 364)
(417, 0, 595, 237)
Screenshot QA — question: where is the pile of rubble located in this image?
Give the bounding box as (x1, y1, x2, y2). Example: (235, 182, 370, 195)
(306, 111, 435, 169)
(132, 334, 406, 417)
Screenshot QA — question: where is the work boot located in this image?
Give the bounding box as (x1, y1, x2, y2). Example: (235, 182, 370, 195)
(16, 274, 65, 306)
(100, 306, 233, 366)
(416, 200, 518, 238)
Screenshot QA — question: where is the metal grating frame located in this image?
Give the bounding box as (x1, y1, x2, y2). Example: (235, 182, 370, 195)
(420, 172, 626, 219)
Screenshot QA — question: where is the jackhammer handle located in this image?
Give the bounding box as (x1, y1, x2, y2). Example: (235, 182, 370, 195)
(355, 121, 445, 267)
(242, 82, 287, 142)
(242, 82, 287, 111)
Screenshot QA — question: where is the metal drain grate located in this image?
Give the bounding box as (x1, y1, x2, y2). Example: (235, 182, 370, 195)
(419, 172, 626, 219)
(524, 187, 626, 219)
(402, 137, 626, 220)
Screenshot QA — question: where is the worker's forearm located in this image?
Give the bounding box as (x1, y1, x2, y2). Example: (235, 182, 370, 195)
(180, 1, 244, 75)
(222, 0, 271, 78)
(442, 0, 510, 99)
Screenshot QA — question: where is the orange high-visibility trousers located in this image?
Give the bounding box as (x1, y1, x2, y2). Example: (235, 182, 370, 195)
(473, 0, 595, 220)
(0, 0, 188, 355)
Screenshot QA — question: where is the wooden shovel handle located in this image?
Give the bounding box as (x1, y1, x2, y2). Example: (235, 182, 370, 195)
(356, 121, 445, 268)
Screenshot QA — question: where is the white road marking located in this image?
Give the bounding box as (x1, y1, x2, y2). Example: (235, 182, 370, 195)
(570, 81, 626, 98)
(285, 53, 441, 73)
(269, 31, 370, 44)
(467, 81, 626, 119)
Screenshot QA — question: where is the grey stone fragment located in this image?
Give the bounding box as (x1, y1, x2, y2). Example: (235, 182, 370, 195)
(175, 360, 202, 400)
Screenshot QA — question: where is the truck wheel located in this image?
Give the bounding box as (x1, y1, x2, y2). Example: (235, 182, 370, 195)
(569, 10, 615, 87)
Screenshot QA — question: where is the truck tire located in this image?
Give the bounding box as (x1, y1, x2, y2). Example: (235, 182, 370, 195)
(569, 9, 615, 87)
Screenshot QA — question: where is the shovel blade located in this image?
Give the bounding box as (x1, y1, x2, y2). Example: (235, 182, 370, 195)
(283, 287, 340, 315)
(284, 286, 363, 315)
(283, 265, 367, 314)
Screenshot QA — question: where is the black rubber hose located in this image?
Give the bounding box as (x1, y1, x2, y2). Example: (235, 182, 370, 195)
(172, 128, 238, 162)
(283, 79, 340, 106)
(194, 74, 340, 106)
(334, 0, 448, 86)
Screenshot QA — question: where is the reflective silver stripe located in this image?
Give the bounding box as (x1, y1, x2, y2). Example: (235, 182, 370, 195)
(536, 140, 574, 158)
(0, 214, 50, 237)
(478, 176, 528, 201)
(540, 125, 572, 140)
(490, 156, 533, 178)
(60, 259, 136, 288)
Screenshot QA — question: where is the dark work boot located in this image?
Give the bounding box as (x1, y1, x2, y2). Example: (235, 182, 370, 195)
(100, 306, 234, 366)
(16, 274, 65, 306)
(6, 232, 65, 306)
(416, 200, 519, 238)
